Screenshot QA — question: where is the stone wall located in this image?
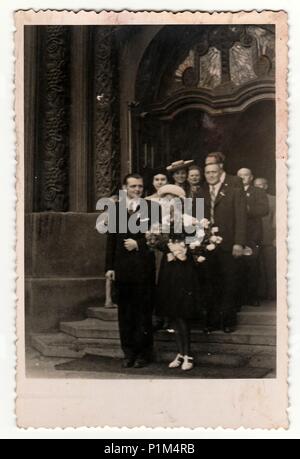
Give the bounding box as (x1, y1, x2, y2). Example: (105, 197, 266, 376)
(25, 213, 106, 332)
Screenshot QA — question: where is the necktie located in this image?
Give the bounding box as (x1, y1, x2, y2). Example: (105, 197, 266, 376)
(210, 185, 216, 223)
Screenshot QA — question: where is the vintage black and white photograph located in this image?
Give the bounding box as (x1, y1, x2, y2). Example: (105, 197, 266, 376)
(23, 20, 279, 380)
(15, 9, 288, 430)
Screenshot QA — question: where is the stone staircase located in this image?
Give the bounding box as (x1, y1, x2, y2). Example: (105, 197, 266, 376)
(31, 302, 276, 371)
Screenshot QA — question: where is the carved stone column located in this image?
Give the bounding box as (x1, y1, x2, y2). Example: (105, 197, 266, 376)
(24, 26, 39, 213)
(38, 26, 71, 211)
(69, 27, 91, 212)
(93, 27, 120, 205)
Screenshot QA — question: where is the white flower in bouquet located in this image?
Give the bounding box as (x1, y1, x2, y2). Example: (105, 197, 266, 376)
(196, 228, 205, 240)
(200, 218, 210, 229)
(182, 214, 198, 227)
(197, 256, 206, 263)
(210, 235, 218, 243)
(211, 226, 219, 234)
(190, 240, 201, 250)
(243, 246, 253, 256)
(207, 243, 216, 251)
(215, 236, 223, 244)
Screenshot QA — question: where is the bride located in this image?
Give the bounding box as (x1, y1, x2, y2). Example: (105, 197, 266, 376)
(154, 184, 200, 371)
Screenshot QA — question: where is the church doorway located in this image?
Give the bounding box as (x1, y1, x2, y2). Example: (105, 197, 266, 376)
(131, 25, 275, 194)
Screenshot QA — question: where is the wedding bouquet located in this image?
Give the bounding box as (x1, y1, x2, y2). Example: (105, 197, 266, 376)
(146, 217, 223, 263)
(188, 218, 223, 264)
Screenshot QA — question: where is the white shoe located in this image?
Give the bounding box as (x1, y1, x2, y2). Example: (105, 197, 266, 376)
(168, 354, 184, 368)
(181, 356, 194, 371)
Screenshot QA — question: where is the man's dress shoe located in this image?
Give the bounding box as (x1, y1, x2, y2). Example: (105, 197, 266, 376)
(133, 359, 149, 369)
(223, 326, 234, 334)
(122, 358, 135, 368)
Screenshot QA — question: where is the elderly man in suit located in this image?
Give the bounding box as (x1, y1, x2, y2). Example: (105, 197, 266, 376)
(105, 174, 160, 368)
(205, 152, 244, 190)
(237, 169, 269, 306)
(203, 163, 247, 333)
(254, 177, 276, 300)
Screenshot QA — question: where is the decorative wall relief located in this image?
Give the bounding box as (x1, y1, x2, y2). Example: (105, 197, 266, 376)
(199, 47, 222, 89)
(230, 43, 257, 86)
(171, 25, 275, 94)
(93, 27, 120, 202)
(39, 26, 71, 211)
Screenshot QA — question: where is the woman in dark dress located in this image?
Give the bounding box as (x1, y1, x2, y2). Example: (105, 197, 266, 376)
(155, 184, 200, 371)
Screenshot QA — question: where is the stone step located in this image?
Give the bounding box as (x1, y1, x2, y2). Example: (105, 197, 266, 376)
(85, 346, 249, 367)
(31, 332, 276, 371)
(84, 347, 275, 370)
(155, 350, 276, 369)
(158, 325, 276, 346)
(237, 310, 276, 326)
(87, 305, 276, 326)
(60, 318, 119, 339)
(60, 317, 276, 345)
(87, 306, 118, 321)
(79, 336, 275, 356)
(31, 333, 86, 359)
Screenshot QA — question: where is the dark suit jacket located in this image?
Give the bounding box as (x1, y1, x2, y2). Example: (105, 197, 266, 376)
(187, 184, 204, 199)
(223, 173, 244, 190)
(105, 200, 160, 284)
(245, 186, 269, 244)
(203, 183, 247, 251)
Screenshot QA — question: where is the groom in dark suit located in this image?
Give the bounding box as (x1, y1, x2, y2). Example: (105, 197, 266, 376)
(105, 174, 160, 368)
(203, 163, 247, 332)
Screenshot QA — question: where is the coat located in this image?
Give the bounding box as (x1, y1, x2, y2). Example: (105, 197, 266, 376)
(223, 173, 244, 190)
(202, 182, 247, 251)
(244, 186, 269, 244)
(105, 200, 160, 284)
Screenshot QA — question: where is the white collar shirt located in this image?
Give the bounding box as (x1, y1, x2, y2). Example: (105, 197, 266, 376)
(126, 198, 141, 212)
(209, 181, 223, 196)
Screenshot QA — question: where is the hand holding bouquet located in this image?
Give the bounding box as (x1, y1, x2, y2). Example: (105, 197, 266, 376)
(146, 216, 223, 264)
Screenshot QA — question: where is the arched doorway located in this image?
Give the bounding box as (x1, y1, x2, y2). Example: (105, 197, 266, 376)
(131, 25, 275, 193)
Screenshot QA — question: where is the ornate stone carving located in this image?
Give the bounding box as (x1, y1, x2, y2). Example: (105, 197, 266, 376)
(93, 27, 120, 202)
(170, 25, 275, 96)
(199, 47, 222, 89)
(230, 43, 257, 86)
(39, 26, 71, 211)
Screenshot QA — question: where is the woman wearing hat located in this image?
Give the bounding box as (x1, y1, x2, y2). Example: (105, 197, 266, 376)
(166, 160, 194, 195)
(155, 184, 199, 371)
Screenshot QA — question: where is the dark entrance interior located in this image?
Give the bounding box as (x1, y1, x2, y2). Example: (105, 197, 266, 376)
(131, 25, 275, 194)
(168, 102, 275, 191)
